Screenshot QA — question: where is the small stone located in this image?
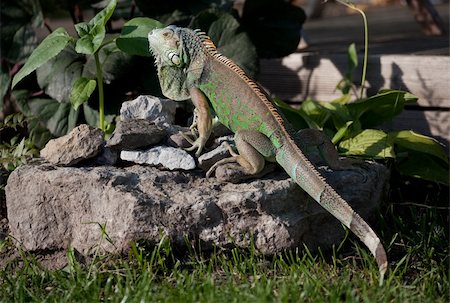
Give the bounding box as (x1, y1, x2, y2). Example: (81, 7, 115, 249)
(40, 124, 104, 166)
(167, 132, 192, 149)
(120, 96, 177, 126)
(106, 120, 167, 150)
(120, 146, 196, 170)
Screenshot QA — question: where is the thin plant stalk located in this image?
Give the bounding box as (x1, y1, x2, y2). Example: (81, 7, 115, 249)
(94, 52, 105, 131)
(334, 0, 369, 99)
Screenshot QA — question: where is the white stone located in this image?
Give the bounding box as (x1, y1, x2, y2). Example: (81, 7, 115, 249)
(120, 146, 196, 170)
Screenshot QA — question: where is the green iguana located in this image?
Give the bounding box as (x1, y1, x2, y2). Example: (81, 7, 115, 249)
(148, 25, 388, 282)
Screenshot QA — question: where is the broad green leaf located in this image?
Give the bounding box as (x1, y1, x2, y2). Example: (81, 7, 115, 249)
(12, 27, 72, 88)
(299, 99, 329, 129)
(73, 0, 117, 54)
(339, 129, 395, 158)
(396, 152, 449, 185)
(70, 77, 97, 110)
(36, 45, 84, 102)
(391, 130, 448, 164)
(190, 10, 258, 77)
(25, 99, 79, 136)
(14, 90, 80, 137)
(116, 17, 164, 57)
(348, 89, 418, 128)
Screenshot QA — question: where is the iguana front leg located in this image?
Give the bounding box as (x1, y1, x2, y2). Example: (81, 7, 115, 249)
(182, 87, 213, 157)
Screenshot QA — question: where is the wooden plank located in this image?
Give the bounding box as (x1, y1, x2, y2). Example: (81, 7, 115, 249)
(258, 53, 450, 108)
(383, 109, 450, 143)
(258, 53, 449, 144)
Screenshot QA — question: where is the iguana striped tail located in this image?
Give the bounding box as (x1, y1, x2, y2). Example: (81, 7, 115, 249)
(276, 140, 388, 284)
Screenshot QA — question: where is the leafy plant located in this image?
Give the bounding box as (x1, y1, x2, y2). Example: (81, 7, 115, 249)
(275, 1, 448, 184)
(11, 0, 120, 132)
(0, 113, 39, 171)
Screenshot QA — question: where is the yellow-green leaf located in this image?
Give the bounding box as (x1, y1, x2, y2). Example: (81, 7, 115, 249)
(339, 129, 395, 158)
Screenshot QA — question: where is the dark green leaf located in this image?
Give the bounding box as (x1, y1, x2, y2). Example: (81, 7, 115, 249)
(391, 130, 448, 164)
(36, 45, 85, 102)
(70, 78, 97, 110)
(13, 90, 80, 137)
(0, 0, 43, 64)
(348, 90, 418, 128)
(12, 27, 72, 88)
(396, 152, 449, 185)
(273, 97, 308, 130)
(339, 129, 395, 158)
(116, 17, 165, 57)
(0, 67, 11, 109)
(190, 10, 258, 77)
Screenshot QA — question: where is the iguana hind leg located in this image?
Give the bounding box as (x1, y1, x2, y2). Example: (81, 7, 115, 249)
(295, 129, 363, 170)
(206, 130, 276, 181)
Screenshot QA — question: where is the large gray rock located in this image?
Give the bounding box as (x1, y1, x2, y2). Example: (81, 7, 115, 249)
(40, 124, 105, 166)
(6, 162, 389, 255)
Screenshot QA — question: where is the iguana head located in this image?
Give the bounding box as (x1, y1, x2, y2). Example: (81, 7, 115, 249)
(148, 25, 188, 68)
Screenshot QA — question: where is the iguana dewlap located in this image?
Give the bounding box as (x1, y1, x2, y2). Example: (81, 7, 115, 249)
(148, 25, 388, 283)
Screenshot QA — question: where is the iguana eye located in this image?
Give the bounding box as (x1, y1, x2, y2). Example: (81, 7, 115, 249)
(162, 28, 174, 38)
(168, 52, 181, 65)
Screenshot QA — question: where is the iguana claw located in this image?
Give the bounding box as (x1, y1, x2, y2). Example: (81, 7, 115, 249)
(180, 131, 207, 157)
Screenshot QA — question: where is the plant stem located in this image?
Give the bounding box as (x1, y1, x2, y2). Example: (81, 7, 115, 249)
(94, 52, 105, 131)
(335, 0, 369, 99)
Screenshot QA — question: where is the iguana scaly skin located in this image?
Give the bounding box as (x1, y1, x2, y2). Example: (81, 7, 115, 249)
(148, 25, 388, 282)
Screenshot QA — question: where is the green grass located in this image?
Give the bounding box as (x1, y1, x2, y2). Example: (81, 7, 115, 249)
(0, 179, 448, 302)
